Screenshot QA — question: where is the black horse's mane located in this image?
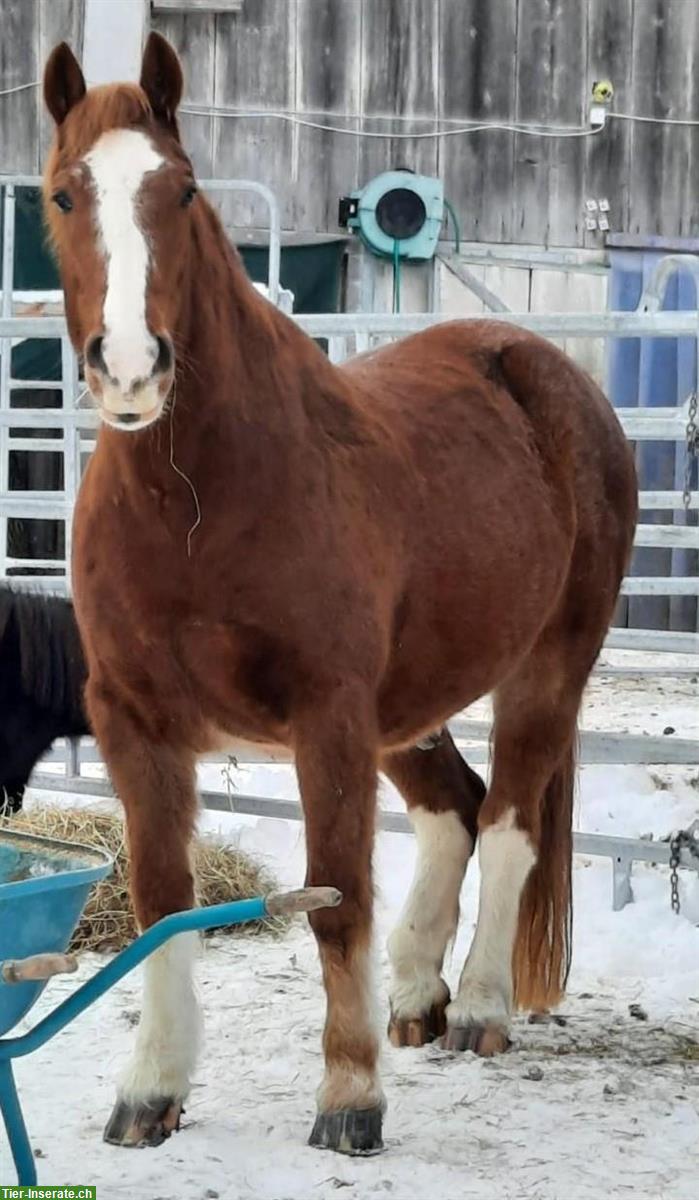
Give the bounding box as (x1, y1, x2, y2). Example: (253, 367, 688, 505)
(0, 585, 86, 722)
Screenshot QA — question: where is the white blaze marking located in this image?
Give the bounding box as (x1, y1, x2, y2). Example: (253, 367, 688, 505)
(118, 931, 201, 1103)
(447, 808, 535, 1029)
(84, 128, 163, 392)
(388, 808, 472, 1019)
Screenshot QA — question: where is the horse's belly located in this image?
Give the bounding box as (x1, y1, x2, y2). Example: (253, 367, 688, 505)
(202, 726, 292, 761)
(378, 551, 567, 745)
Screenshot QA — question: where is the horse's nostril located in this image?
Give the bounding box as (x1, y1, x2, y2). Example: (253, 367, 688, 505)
(155, 335, 173, 375)
(85, 334, 106, 372)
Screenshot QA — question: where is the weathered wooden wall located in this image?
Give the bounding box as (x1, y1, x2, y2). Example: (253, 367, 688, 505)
(151, 0, 699, 245)
(0, 0, 84, 174)
(1, 0, 698, 245)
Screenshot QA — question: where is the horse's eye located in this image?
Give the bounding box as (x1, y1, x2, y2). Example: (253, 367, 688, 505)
(181, 184, 197, 208)
(52, 190, 73, 213)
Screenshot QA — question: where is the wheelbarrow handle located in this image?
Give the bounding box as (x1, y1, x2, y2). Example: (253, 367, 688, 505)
(0, 891, 340, 986)
(1, 953, 79, 985)
(265, 886, 342, 916)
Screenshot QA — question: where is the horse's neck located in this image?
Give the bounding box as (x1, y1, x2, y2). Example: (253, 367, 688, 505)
(182, 203, 267, 376)
(99, 200, 366, 484)
(178, 202, 367, 448)
(178, 202, 333, 426)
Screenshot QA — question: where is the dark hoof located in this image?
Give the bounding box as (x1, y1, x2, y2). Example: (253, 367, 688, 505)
(309, 1106, 384, 1156)
(388, 1000, 448, 1048)
(443, 1022, 511, 1057)
(103, 1097, 183, 1148)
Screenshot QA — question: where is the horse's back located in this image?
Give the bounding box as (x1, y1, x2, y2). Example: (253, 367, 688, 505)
(343, 318, 636, 549)
(344, 317, 619, 440)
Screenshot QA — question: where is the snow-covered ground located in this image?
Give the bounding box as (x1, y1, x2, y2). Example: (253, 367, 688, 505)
(8, 662, 699, 1199)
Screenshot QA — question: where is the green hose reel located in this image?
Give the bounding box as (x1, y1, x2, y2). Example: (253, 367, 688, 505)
(339, 170, 445, 262)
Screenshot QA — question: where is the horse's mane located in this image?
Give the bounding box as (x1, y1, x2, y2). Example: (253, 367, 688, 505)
(0, 586, 86, 721)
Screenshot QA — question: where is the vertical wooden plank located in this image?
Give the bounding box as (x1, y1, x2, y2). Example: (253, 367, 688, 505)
(512, 0, 550, 245)
(531, 268, 607, 380)
(297, 3, 359, 234)
(0, 0, 40, 175)
(584, 0, 634, 250)
(38, 0, 85, 168)
(359, 0, 440, 185)
(151, 8, 217, 178)
(512, 0, 588, 247)
(675, 0, 699, 241)
(213, 0, 296, 232)
(551, 0, 590, 247)
(439, 0, 518, 243)
(294, 0, 361, 232)
(528, 269, 567, 353)
(628, 0, 699, 239)
(357, 0, 440, 311)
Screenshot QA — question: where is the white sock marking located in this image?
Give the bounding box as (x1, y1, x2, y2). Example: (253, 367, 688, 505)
(448, 808, 535, 1029)
(388, 808, 473, 1019)
(119, 930, 201, 1104)
(84, 128, 163, 392)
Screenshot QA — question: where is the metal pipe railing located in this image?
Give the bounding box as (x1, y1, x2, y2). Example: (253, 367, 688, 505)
(638, 254, 699, 314)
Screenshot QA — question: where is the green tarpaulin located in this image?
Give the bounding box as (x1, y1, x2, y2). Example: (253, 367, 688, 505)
(239, 238, 346, 314)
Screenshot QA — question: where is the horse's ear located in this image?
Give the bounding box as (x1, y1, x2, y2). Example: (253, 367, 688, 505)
(43, 42, 86, 126)
(140, 32, 183, 132)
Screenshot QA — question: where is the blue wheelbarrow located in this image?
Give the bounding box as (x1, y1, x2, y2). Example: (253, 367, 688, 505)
(0, 826, 340, 1186)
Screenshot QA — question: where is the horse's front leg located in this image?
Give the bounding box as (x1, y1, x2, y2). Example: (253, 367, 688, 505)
(294, 685, 384, 1156)
(87, 687, 200, 1148)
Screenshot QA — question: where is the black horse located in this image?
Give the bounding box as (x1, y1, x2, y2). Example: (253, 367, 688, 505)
(0, 586, 88, 812)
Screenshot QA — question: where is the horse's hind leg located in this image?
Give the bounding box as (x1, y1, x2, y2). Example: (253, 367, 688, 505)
(86, 688, 200, 1148)
(382, 731, 485, 1048)
(445, 654, 582, 1056)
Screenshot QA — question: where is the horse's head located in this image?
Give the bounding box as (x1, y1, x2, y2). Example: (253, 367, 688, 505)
(43, 34, 194, 432)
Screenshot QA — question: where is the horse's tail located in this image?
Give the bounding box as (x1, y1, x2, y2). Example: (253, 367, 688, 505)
(511, 736, 575, 1012)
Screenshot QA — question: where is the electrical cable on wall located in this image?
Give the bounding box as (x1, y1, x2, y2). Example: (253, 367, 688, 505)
(178, 103, 699, 136)
(0, 81, 38, 97)
(180, 107, 605, 139)
(2, 80, 699, 132)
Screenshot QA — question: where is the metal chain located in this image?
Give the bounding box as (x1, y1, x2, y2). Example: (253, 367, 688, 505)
(669, 833, 683, 915)
(668, 821, 699, 914)
(669, 395, 699, 912)
(683, 388, 698, 512)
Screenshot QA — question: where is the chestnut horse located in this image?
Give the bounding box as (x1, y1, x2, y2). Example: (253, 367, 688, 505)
(43, 34, 637, 1156)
